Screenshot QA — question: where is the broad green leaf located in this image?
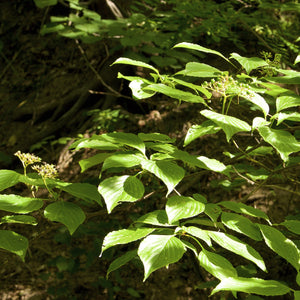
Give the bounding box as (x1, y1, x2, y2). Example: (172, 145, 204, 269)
(138, 234, 186, 281)
(257, 126, 300, 162)
(79, 153, 112, 172)
(266, 73, 300, 84)
(0, 215, 37, 225)
(144, 83, 206, 104)
(275, 112, 300, 125)
(174, 42, 230, 63)
(276, 95, 300, 112)
(101, 227, 154, 255)
(0, 170, 20, 191)
(180, 226, 211, 246)
(252, 117, 270, 129)
(112, 57, 159, 74)
(176, 62, 222, 77)
(221, 212, 262, 241)
(136, 210, 175, 227)
(138, 133, 175, 143)
(295, 290, 300, 300)
(141, 159, 185, 196)
(129, 79, 156, 99)
(199, 249, 237, 280)
(101, 133, 146, 155)
(107, 249, 138, 278)
(0, 194, 44, 213)
(208, 231, 266, 271)
(170, 77, 212, 98)
(184, 121, 220, 146)
(70, 136, 120, 150)
(281, 220, 300, 235)
(211, 277, 290, 296)
(204, 203, 222, 224)
(230, 53, 268, 74)
(44, 202, 85, 235)
(201, 110, 251, 142)
(57, 182, 102, 205)
(102, 153, 143, 172)
(241, 91, 269, 118)
(98, 175, 144, 213)
(295, 55, 300, 65)
(197, 156, 228, 174)
(0, 230, 28, 261)
(258, 224, 300, 271)
(166, 195, 205, 224)
(34, 0, 57, 8)
(219, 201, 270, 222)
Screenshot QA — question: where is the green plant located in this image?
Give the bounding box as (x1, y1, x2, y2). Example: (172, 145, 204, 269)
(69, 43, 300, 298)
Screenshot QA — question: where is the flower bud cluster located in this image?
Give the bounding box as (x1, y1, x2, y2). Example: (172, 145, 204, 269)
(14, 151, 42, 168)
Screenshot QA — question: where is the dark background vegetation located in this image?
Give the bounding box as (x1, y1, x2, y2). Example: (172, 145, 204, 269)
(0, 0, 299, 299)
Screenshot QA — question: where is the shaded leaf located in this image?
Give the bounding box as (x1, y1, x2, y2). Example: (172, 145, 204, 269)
(0, 215, 37, 225)
(102, 153, 143, 172)
(0, 230, 28, 261)
(44, 202, 85, 235)
(0, 170, 20, 191)
(112, 57, 159, 74)
(138, 234, 186, 281)
(281, 220, 300, 235)
(136, 210, 175, 227)
(79, 153, 112, 172)
(176, 62, 222, 77)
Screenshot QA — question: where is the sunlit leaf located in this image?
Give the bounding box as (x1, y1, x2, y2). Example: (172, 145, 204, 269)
(79, 153, 112, 172)
(274, 112, 300, 125)
(112, 57, 159, 74)
(0, 194, 44, 213)
(136, 210, 175, 227)
(98, 175, 144, 213)
(102, 152, 143, 172)
(44, 202, 85, 235)
(0, 215, 37, 225)
(180, 226, 211, 246)
(199, 249, 237, 280)
(281, 220, 300, 235)
(176, 62, 222, 77)
(34, 0, 57, 8)
(241, 91, 269, 118)
(257, 126, 300, 161)
(276, 95, 300, 112)
(208, 231, 266, 271)
(129, 79, 156, 99)
(211, 277, 290, 296)
(101, 227, 154, 255)
(0, 230, 28, 261)
(258, 224, 300, 271)
(166, 195, 205, 224)
(201, 110, 251, 142)
(230, 53, 268, 74)
(138, 234, 186, 281)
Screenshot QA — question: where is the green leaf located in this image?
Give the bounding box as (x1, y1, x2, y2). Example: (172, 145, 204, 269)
(144, 83, 206, 104)
(141, 159, 185, 196)
(230, 53, 268, 74)
(0, 170, 20, 191)
(0, 215, 37, 225)
(258, 224, 300, 271)
(70, 136, 120, 150)
(112, 57, 159, 74)
(197, 156, 228, 174)
(241, 91, 269, 118)
(295, 55, 300, 65)
(101, 133, 146, 155)
(136, 210, 175, 227)
(219, 201, 270, 222)
(281, 220, 300, 235)
(276, 95, 300, 112)
(198, 249, 237, 280)
(138, 234, 186, 281)
(0, 194, 44, 213)
(208, 231, 266, 271)
(101, 227, 154, 255)
(257, 126, 300, 161)
(204, 203, 222, 224)
(102, 153, 143, 172)
(129, 79, 156, 99)
(98, 175, 144, 213)
(176, 62, 222, 77)
(211, 277, 290, 296)
(275, 112, 300, 125)
(56, 182, 102, 205)
(166, 195, 205, 224)
(180, 226, 211, 246)
(174, 42, 230, 63)
(184, 121, 220, 146)
(201, 110, 251, 142)
(107, 249, 138, 278)
(0, 230, 28, 261)
(79, 153, 112, 172)
(138, 133, 175, 143)
(295, 290, 300, 300)
(34, 0, 57, 8)
(44, 202, 85, 235)
(221, 212, 262, 241)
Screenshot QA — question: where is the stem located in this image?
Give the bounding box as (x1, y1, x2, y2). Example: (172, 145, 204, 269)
(222, 95, 227, 115)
